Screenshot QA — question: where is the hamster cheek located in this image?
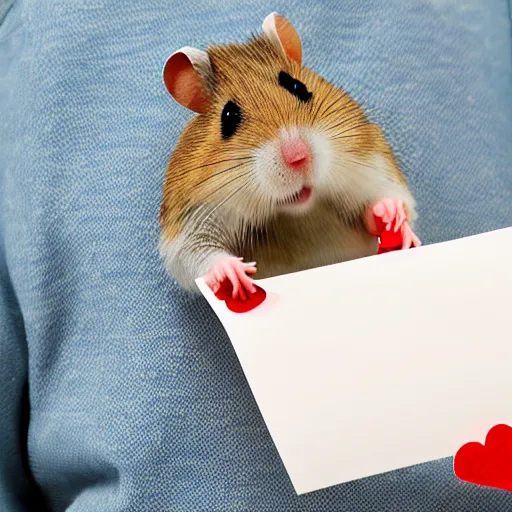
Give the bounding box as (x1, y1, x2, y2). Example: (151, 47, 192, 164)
(303, 129, 335, 189)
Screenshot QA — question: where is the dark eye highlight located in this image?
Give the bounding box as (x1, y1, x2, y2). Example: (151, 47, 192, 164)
(221, 101, 242, 139)
(279, 71, 312, 103)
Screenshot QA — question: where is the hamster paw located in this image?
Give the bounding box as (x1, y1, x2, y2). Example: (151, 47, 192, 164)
(204, 256, 257, 300)
(365, 198, 421, 250)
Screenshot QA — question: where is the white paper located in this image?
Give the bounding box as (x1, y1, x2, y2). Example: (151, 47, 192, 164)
(197, 227, 512, 495)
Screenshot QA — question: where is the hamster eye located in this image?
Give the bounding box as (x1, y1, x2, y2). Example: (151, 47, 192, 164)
(278, 72, 312, 103)
(221, 101, 242, 139)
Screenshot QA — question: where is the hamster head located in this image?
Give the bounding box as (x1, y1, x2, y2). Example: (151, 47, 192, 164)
(162, 13, 386, 229)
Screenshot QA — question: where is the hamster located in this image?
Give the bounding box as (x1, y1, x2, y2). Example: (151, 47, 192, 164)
(159, 12, 421, 299)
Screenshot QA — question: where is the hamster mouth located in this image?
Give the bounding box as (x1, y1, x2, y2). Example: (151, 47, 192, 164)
(280, 186, 313, 205)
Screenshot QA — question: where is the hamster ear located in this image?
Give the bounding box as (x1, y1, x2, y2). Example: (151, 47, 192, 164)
(163, 47, 212, 114)
(262, 12, 302, 65)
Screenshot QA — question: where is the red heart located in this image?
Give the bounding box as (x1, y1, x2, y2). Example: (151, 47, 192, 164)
(454, 424, 512, 492)
(213, 279, 234, 302)
(214, 279, 266, 313)
(373, 214, 404, 253)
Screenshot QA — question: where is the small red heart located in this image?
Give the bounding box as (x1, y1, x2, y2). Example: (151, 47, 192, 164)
(214, 280, 266, 313)
(454, 424, 512, 492)
(214, 279, 234, 301)
(373, 214, 403, 253)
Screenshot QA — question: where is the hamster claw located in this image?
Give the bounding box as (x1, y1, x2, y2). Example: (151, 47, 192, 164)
(366, 198, 421, 251)
(205, 255, 258, 300)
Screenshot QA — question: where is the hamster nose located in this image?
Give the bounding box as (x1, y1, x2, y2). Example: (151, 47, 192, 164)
(280, 137, 311, 172)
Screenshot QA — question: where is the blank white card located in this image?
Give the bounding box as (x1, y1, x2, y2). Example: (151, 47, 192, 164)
(197, 227, 512, 495)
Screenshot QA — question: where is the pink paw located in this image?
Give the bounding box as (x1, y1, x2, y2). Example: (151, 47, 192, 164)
(204, 256, 257, 301)
(365, 198, 421, 250)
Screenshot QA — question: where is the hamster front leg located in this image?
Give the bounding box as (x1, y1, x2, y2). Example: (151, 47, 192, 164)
(160, 224, 259, 299)
(364, 198, 421, 249)
(203, 255, 257, 300)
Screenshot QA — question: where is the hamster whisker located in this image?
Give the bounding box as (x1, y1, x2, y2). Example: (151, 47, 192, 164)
(183, 174, 254, 235)
(198, 180, 252, 228)
(166, 156, 253, 184)
(177, 162, 251, 190)
(319, 100, 360, 123)
(179, 155, 253, 174)
(341, 158, 379, 171)
(313, 94, 340, 122)
(208, 170, 253, 195)
(328, 121, 371, 138)
(186, 208, 245, 255)
(323, 113, 369, 133)
(331, 133, 365, 140)
(324, 104, 374, 124)
(192, 155, 253, 170)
